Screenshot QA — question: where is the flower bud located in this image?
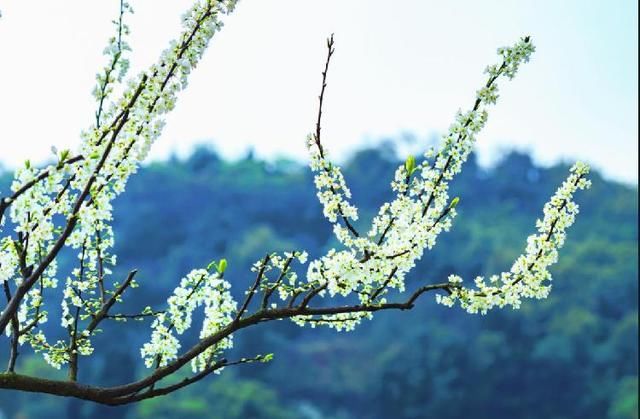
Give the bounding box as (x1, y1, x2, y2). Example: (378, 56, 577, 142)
(405, 155, 416, 175)
(217, 259, 228, 274)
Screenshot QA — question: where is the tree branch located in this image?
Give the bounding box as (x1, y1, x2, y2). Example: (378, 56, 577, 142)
(86, 270, 138, 334)
(0, 278, 451, 404)
(3, 282, 19, 373)
(261, 255, 293, 309)
(236, 254, 269, 321)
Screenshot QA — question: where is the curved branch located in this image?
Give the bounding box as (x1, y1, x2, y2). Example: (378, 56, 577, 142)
(0, 280, 451, 404)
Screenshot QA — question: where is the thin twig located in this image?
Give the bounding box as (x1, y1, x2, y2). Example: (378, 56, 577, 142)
(236, 254, 270, 321)
(261, 256, 293, 309)
(86, 270, 138, 334)
(311, 34, 361, 238)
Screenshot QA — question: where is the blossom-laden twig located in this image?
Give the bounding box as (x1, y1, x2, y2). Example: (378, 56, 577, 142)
(436, 162, 591, 314)
(140, 267, 236, 373)
(307, 34, 362, 245)
(296, 35, 558, 332)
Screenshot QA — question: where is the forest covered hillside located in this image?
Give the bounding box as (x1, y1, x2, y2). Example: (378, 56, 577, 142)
(0, 144, 637, 419)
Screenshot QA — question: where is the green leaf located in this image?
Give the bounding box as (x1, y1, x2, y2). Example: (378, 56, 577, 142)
(206, 260, 218, 272)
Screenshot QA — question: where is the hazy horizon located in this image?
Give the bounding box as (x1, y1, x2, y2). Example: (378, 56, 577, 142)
(0, 0, 637, 183)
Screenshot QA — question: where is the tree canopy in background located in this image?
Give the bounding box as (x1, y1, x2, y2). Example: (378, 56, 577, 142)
(1, 144, 636, 419)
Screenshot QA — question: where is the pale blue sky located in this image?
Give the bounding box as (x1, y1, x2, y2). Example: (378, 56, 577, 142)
(0, 1, 637, 183)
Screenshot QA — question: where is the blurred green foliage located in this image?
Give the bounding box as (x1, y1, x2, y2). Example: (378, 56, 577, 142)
(0, 144, 637, 419)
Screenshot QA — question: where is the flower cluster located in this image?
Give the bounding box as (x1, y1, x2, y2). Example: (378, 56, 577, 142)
(436, 162, 591, 314)
(307, 136, 360, 249)
(1, 161, 71, 356)
(140, 268, 236, 372)
(292, 312, 372, 332)
(93, 0, 133, 127)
